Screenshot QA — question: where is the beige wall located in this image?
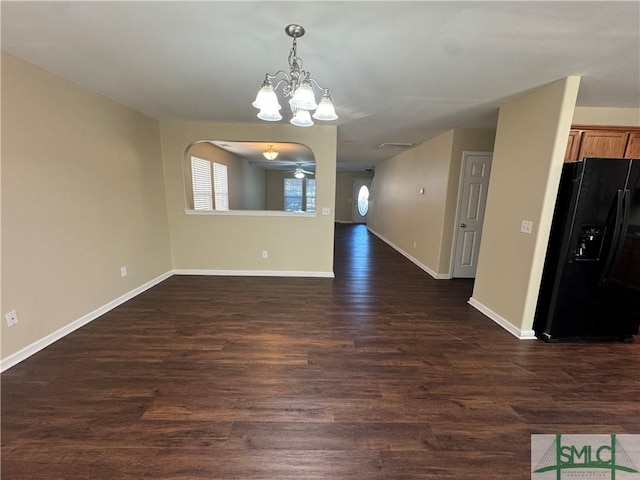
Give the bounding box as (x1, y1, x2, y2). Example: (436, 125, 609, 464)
(572, 106, 640, 126)
(369, 131, 454, 275)
(160, 121, 337, 274)
(240, 159, 268, 210)
(471, 77, 581, 335)
(1, 53, 172, 360)
(335, 170, 375, 223)
(368, 129, 495, 277)
(265, 170, 285, 211)
(266, 170, 286, 210)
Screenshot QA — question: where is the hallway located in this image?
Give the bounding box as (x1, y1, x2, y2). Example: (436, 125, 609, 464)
(2, 224, 639, 479)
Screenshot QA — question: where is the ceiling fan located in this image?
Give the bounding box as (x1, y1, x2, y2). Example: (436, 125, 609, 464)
(286, 163, 315, 178)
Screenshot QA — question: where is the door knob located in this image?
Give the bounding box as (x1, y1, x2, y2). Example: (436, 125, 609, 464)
(460, 223, 467, 228)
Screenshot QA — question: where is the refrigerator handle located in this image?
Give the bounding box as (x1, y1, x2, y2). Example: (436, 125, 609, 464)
(616, 188, 631, 254)
(598, 189, 626, 286)
(620, 188, 631, 241)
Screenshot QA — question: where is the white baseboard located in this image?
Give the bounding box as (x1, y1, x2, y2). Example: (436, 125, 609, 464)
(2, 265, 538, 372)
(172, 269, 335, 278)
(1, 268, 336, 372)
(367, 227, 449, 280)
(468, 297, 537, 340)
(0, 271, 173, 373)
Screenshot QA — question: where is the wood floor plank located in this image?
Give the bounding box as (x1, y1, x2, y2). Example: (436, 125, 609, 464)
(2, 223, 639, 479)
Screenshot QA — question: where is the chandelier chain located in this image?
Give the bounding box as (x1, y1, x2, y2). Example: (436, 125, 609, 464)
(285, 37, 310, 99)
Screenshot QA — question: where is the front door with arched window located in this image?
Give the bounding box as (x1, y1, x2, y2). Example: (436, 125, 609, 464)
(352, 178, 372, 223)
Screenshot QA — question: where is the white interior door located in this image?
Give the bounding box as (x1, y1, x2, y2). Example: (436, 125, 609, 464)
(352, 178, 372, 223)
(452, 152, 493, 278)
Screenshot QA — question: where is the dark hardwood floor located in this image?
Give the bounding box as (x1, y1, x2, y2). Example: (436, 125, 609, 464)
(2, 224, 639, 479)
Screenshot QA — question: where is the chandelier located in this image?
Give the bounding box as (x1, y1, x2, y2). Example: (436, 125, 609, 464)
(252, 24, 338, 127)
(263, 145, 278, 161)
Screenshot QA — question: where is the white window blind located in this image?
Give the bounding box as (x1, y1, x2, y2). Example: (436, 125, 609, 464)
(191, 156, 212, 210)
(284, 178, 316, 212)
(213, 162, 229, 211)
(306, 179, 317, 213)
(284, 178, 303, 212)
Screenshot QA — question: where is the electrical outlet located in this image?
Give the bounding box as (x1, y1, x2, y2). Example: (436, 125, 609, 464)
(5, 310, 19, 327)
(262, 250, 268, 259)
(521, 220, 533, 234)
(121, 266, 128, 277)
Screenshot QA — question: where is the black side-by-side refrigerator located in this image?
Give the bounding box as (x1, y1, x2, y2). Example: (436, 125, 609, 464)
(534, 157, 640, 342)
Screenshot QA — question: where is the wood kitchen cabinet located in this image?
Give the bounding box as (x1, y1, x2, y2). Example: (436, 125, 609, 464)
(565, 126, 640, 162)
(565, 130, 582, 162)
(625, 132, 640, 158)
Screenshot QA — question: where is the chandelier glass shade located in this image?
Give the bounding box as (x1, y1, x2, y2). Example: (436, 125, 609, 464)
(290, 108, 314, 128)
(263, 145, 278, 161)
(252, 24, 338, 127)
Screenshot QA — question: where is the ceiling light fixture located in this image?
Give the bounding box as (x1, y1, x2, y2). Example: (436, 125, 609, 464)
(252, 24, 338, 127)
(263, 144, 279, 161)
(294, 168, 305, 179)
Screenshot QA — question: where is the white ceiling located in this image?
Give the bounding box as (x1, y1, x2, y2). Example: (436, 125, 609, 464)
(2, 1, 639, 170)
(209, 140, 315, 169)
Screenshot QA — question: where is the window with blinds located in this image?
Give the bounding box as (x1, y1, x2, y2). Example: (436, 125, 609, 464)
(306, 179, 316, 213)
(284, 178, 303, 212)
(213, 162, 229, 211)
(284, 178, 316, 212)
(191, 156, 213, 210)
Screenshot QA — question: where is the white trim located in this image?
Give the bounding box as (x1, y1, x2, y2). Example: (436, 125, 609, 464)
(1, 268, 335, 372)
(367, 227, 449, 280)
(468, 297, 537, 340)
(173, 269, 335, 278)
(184, 209, 316, 217)
(1, 271, 173, 373)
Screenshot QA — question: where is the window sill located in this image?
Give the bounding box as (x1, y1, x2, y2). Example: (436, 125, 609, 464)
(184, 209, 317, 217)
